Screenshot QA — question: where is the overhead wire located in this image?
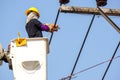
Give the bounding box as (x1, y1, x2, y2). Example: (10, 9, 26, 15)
(59, 55, 120, 80)
(102, 41, 120, 80)
(68, 14, 96, 80)
(49, 0, 70, 44)
(58, 1, 120, 80)
(97, 6, 120, 33)
(49, 4, 62, 45)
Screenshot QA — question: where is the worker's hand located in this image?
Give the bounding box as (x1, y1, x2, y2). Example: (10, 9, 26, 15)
(47, 24, 60, 32)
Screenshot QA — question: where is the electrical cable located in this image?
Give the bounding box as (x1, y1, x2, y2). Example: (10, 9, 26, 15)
(102, 41, 120, 80)
(49, 4, 62, 45)
(97, 6, 120, 33)
(68, 14, 96, 80)
(59, 55, 120, 80)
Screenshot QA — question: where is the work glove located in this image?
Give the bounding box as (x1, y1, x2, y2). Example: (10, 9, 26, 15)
(46, 23, 59, 32)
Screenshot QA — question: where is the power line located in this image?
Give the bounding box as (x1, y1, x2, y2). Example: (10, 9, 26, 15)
(68, 14, 96, 80)
(59, 55, 120, 80)
(97, 6, 120, 33)
(51, 1, 119, 80)
(102, 41, 120, 80)
(49, 4, 61, 45)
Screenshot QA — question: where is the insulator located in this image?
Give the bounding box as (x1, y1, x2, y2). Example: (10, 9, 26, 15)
(96, 0, 107, 6)
(59, 0, 70, 4)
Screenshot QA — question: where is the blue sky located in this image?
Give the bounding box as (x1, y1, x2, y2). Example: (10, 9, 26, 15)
(0, 0, 120, 80)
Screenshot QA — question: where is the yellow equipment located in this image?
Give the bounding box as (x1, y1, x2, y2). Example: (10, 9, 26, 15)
(15, 32, 26, 47)
(25, 7, 40, 18)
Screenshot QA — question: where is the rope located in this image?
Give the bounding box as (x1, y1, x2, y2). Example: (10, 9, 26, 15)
(102, 41, 120, 80)
(68, 14, 96, 80)
(59, 56, 120, 80)
(49, 4, 62, 45)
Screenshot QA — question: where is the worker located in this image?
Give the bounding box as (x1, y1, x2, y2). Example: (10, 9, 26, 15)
(25, 7, 59, 38)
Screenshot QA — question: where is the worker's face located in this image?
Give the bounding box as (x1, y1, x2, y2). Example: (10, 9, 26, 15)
(28, 11, 39, 18)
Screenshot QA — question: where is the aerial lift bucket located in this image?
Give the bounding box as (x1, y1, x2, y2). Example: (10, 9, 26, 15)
(10, 38, 49, 80)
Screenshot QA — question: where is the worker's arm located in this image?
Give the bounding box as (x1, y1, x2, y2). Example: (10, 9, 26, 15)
(32, 19, 59, 32)
(41, 24, 49, 31)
